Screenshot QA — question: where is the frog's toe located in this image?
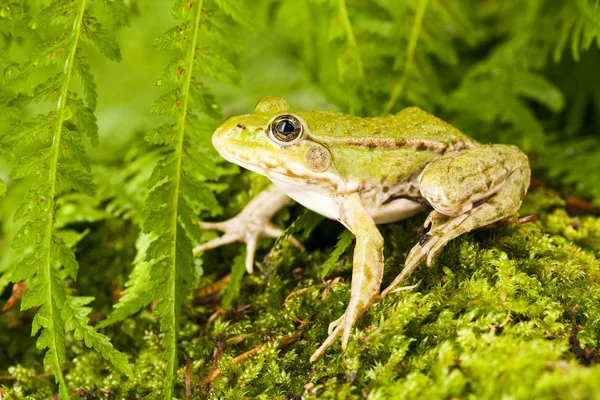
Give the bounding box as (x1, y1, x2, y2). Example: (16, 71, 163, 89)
(381, 248, 424, 298)
(244, 237, 258, 273)
(328, 315, 345, 335)
(192, 233, 239, 253)
(310, 310, 357, 362)
(199, 220, 228, 231)
(309, 324, 343, 362)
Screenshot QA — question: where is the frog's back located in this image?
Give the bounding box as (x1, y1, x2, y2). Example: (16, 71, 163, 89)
(299, 107, 476, 151)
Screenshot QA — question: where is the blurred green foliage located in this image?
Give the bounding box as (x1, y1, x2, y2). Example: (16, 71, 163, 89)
(0, 0, 599, 398)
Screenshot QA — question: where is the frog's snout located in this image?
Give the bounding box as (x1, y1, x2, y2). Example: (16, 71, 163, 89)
(211, 123, 228, 154)
(212, 117, 252, 163)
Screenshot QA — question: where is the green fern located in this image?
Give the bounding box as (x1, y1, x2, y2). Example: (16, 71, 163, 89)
(321, 229, 354, 279)
(0, 0, 132, 397)
(100, 0, 245, 397)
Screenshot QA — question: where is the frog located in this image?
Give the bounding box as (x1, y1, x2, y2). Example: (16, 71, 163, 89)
(193, 96, 530, 362)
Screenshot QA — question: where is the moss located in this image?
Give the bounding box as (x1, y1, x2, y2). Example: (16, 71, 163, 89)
(2, 188, 600, 399)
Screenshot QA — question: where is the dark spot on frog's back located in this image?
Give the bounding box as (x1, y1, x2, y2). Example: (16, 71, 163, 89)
(236, 123, 246, 130)
(416, 142, 428, 151)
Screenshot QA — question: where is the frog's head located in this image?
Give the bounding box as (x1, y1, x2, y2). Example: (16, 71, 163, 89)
(212, 96, 337, 186)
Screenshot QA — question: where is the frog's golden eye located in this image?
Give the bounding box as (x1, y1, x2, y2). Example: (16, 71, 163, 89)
(269, 114, 304, 145)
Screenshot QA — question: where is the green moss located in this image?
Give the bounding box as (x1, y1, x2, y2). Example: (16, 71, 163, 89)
(2, 188, 600, 399)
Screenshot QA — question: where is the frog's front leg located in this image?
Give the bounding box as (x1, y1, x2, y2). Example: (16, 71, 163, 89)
(382, 144, 530, 297)
(193, 185, 301, 273)
(310, 193, 384, 362)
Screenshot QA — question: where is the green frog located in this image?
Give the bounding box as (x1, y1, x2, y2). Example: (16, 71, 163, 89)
(194, 96, 530, 361)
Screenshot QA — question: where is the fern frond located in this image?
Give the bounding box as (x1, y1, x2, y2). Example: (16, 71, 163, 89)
(144, 3, 206, 394)
(321, 229, 354, 279)
(0, 0, 39, 39)
(0, 0, 132, 396)
(539, 137, 600, 205)
(99, 0, 244, 397)
(553, 0, 600, 62)
(97, 233, 155, 328)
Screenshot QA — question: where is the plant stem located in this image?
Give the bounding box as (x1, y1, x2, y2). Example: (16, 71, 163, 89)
(384, 0, 429, 114)
(338, 0, 364, 79)
(43, 0, 87, 397)
(163, 0, 203, 397)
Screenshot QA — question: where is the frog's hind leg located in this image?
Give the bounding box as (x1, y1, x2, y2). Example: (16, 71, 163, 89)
(381, 145, 530, 297)
(310, 193, 384, 362)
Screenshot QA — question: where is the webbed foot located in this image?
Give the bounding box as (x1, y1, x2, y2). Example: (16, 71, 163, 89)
(193, 186, 301, 273)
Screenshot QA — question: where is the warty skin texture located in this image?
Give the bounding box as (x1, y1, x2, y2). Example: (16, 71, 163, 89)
(197, 96, 531, 361)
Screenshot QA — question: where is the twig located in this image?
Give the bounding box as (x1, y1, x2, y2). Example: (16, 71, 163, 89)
(505, 214, 538, 225)
(195, 274, 231, 301)
(284, 288, 311, 324)
(201, 332, 301, 385)
(385, 283, 419, 295)
(202, 333, 226, 398)
(181, 351, 192, 399)
(225, 333, 250, 346)
(2, 282, 28, 312)
(490, 312, 512, 334)
(320, 277, 343, 301)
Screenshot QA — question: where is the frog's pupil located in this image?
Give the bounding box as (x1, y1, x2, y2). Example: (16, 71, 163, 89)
(276, 120, 296, 135)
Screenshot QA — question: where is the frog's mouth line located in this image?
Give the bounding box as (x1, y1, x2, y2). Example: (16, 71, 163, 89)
(218, 152, 341, 191)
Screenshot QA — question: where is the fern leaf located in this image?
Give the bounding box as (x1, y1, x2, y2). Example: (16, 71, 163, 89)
(99, 0, 245, 396)
(30, 35, 72, 68)
(213, 0, 253, 30)
(100, 0, 131, 26)
(97, 234, 155, 328)
(189, 81, 222, 120)
(195, 47, 240, 85)
(74, 54, 98, 110)
(151, 88, 181, 116)
(0, 1, 39, 39)
(58, 164, 95, 195)
(0, 178, 5, 197)
(145, 123, 176, 146)
(153, 24, 189, 51)
(0, 1, 131, 396)
(276, 210, 324, 246)
(81, 17, 122, 61)
(321, 229, 354, 279)
(3, 112, 58, 149)
(69, 98, 99, 146)
(62, 296, 133, 377)
(9, 149, 52, 180)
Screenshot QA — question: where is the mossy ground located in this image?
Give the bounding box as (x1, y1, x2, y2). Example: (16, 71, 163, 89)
(2, 187, 600, 399)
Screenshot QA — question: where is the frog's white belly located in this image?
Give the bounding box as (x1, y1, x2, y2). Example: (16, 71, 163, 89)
(271, 179, 423, 225)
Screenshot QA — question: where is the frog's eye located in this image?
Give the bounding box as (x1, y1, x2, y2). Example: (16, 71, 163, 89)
(269, 114, 304, 145)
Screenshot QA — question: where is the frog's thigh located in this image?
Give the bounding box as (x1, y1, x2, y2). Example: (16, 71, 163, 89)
(381, 145, 530, 298)
(419, 145, 529, 217)
(310, 193, 384, 362)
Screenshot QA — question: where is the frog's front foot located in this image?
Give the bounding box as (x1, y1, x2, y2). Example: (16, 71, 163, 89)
(310, 193, 384, 362)
(193, 185, 301, 273)
(381, 145, 530, 297)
